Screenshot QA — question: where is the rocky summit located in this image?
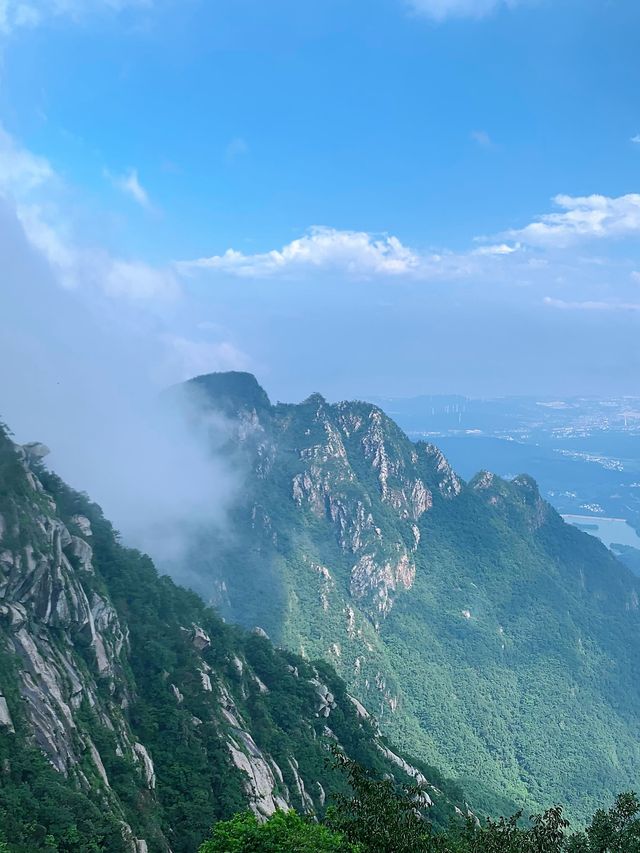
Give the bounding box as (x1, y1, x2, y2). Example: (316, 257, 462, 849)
(174, 372, 640, 821)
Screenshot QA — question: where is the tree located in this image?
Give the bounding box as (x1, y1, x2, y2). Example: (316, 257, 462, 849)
(327, 748, 442, 853)
(198, 810, 358, 853)
(569, 793, 640, 853)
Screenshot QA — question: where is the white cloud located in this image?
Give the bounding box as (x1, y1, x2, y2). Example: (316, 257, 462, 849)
(226, 137, 249, 161)
(180, 226, 424, 279)
(162, 335, 250, 381)
(19, 204, 179, 298)
(408, 0, 521, 21)
(471, 129, 493, 148)
(473, 242, 519, 256)
(506, 194, 640, 248)
(17, 204, 78, 276)
(632, 271, 640, 283)
(0, 0, 151, 33)
(0, 124, 177, 300)
(0, 127, 53, 192)
(631, 135, 640, 145)
(102, 258, 179, 300)
(107, 168, 153, 210)
(544, 297, 640, 312)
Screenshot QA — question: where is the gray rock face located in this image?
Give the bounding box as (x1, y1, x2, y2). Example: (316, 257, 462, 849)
(312, 679, 337, 718)
(71, 515, 93, 537)
(192, 624, 211, 651)
(0, 442, 135, 782)
(215, 679, 290, 817)
(0, 694, 14, 731)
(22, 442, 51, 460)
(133, 742, 156, 789)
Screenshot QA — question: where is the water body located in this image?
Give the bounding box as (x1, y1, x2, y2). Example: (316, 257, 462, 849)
(562, 514, 640, 549)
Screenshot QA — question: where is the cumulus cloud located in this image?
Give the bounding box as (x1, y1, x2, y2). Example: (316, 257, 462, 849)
(408, 0, 521, 21)
(180, 226, 427, 279)
(107, 168, 153, 210)
(177, 225, 527, 283)
(0, 0, 151, 33)
(506, 194, 640, 248)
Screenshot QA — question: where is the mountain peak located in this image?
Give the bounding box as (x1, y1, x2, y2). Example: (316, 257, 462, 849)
(182, 371, 272, 416)
(301, 392, 327, 407)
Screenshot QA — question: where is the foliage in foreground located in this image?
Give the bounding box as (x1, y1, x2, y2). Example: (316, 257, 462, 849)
(199, 753, 640, 853)
(198, 810, 358, 852)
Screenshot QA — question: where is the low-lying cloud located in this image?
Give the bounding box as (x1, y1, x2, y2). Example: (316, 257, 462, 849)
(0, 176, 244, 594)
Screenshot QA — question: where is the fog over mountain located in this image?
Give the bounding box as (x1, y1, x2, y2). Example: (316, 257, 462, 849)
(0, 199, 240, 581)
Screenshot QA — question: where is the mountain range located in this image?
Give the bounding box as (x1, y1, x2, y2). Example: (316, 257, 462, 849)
(171, 372, 640, 821)
(3, 370, 640, 850)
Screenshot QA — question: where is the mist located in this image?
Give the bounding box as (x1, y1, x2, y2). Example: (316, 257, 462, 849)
(0, 197, 241, 592)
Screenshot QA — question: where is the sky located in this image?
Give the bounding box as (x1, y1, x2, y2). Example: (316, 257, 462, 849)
(1, 0, 640, 427)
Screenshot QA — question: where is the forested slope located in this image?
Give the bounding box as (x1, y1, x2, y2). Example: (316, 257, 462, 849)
(175, 372, 640, 820)
(0, 422, 466, 852)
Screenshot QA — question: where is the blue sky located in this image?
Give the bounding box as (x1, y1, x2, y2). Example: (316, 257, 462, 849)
(1, 0, 640, 411)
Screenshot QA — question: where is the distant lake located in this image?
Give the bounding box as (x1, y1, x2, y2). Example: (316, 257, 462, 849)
(562, 514, 640, 549)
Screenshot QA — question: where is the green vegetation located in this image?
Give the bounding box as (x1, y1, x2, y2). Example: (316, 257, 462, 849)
(612, 543, 640, 576)
(0, 421, 466, 851)
(0, 729, 129, 853)
(180, 373, 640, 822)
(199, 753, 640, 853)
(198, 811, 357, 853)
(4, 377, 640, 848)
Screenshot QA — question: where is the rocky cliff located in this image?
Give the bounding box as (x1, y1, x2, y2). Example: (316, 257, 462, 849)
(174, 372, 640, 822)
(0, 422, 466, 852)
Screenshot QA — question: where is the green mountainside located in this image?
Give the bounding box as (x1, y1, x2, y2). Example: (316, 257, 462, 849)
(613, 544, 640, 576)
(176, 372, 640, 822)
(0, 422, 467, 852)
